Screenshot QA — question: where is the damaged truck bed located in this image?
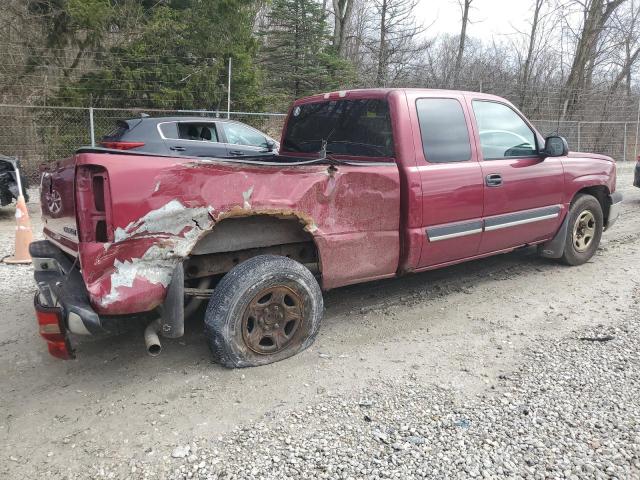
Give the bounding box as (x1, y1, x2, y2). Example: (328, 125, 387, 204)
(31, 88, 621, 366)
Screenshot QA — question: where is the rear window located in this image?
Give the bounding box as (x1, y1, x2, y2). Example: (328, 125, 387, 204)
(102, 121, 129, 141)
(282, 99, 394, 158)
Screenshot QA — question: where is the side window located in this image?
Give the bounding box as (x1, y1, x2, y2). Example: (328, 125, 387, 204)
(416, 98, 471, 163)
(158, 122, 178, 140)
(223, 123, 267, 148)
(472, 101, 537, 160)
(176, 123, 219, 142)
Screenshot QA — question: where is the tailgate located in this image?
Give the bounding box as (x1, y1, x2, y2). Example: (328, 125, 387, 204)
(40, 156, 79, 255)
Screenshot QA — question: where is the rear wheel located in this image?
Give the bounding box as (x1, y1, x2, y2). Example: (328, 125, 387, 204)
(560, 194, 603, 266)
(204, 255, 323, 368)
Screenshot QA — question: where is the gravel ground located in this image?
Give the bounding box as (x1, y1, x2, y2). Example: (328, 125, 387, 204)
(160, 320, 640, 480)
(0, 168, 639, 479)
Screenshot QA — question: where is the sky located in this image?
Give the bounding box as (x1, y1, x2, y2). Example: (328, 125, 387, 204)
(415, 0, 537, 41)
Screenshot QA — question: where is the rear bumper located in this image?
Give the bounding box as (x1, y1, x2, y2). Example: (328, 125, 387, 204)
(605, 192, 623, 230)
(31, 240, 104, 337)
(30, 241, 145, 358)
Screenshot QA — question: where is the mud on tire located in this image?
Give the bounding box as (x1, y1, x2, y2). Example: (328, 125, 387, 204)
(204, 255, 323, 368)
(560, 193, 603, 266)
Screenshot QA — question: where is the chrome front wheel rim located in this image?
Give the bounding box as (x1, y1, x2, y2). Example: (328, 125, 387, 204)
(573, 210, 596, 252)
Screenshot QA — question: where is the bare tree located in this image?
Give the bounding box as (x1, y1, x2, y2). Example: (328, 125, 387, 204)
(452, 0, 473, 86)
(371, 0, 425, 86)
(333, 0, 354, 56)
(608, 0, 640, 94)
(560, 0, 628, 119)
(520, 0, 546, 98)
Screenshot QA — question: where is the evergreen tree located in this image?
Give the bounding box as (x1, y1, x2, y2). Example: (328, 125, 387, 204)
(52, 0, 263, 111)
(260, 0, 353, 107)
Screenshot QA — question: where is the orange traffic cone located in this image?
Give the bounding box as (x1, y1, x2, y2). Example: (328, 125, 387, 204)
(4, 194, 33, 264)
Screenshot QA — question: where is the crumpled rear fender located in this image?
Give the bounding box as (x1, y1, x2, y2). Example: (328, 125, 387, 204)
(77, 155, 401, 315)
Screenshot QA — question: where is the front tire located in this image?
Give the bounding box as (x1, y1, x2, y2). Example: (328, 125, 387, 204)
(560, 194, 603, 266)
(204, 255, 323, 368)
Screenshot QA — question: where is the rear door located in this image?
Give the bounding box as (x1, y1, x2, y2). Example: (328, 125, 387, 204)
(159, 121, 229, 157)
(469, 99, 565, 254)
(408, 93, 484, 269)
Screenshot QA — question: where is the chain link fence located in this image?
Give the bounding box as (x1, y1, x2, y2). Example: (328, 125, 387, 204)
(0, 105, 287, 182)
(1, 102, 638, 183)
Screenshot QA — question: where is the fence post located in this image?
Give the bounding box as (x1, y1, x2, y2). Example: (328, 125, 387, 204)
(634, 98, 640, 162)
(623, 123, 627, 162)
(89, 106, 96, 147)
(577, 122, 581, 151)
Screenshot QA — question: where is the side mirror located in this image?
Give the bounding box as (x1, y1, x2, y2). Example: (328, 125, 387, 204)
(265, 140, 276, 152)
(543, 135, 569, 157)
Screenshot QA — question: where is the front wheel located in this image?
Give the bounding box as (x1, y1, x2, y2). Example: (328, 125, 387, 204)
(560, 194, 603, 266)
(204, 255, 323, 368)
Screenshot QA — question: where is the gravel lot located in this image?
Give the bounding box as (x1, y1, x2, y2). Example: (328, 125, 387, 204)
(0, 165, 639, 479)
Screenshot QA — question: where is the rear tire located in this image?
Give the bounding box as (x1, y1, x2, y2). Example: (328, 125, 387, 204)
(204, 255, 323, 368)
(560, 194, 603, 266)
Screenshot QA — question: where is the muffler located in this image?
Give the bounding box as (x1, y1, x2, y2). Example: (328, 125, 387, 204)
(144, 318, 162, 356)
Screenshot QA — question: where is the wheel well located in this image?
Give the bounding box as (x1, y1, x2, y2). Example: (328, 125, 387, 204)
(185, 215, 320, 279)
(574, 185, 610, 224)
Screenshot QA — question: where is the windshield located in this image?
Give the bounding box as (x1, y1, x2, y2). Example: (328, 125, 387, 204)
(282, 98, 394, 158)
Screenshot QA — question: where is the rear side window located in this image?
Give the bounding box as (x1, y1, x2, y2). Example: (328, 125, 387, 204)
(158, 122, 178, 139)
(416, 98, 471, 163)
(175, 123, 219, 142)
(102, 121, 129, 141)
(283, 99, 394, 158)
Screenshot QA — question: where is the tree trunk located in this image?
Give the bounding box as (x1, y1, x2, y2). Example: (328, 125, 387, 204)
(332, 0, 353, 57)
(452, 0, 471, 87)
(561, 0, 627, 120)
(519, 0, 544, 107)
(376, 0, 387, 86)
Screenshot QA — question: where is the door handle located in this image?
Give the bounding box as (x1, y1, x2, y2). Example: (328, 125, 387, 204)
(229, 150, 244, 156)
(170, 146, 186, 152)
(485, 174, 503, 187)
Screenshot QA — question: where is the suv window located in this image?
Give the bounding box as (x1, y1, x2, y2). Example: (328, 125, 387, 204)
(472, 101, 537, 159)
(416, 98, 471, 163)
(282, 99, 394, 158)
(102, 121, 129, 141)
(171, 122, 219, 142)
(222, 123, 268, 148)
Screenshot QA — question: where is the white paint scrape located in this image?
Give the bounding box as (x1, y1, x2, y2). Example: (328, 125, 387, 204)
(102, 200, 214, 306)
(114, 199, 212, 242)
(242, 186, 254, 210)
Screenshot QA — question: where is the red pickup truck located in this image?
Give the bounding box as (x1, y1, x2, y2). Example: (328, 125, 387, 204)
(32, 88, 622, 367)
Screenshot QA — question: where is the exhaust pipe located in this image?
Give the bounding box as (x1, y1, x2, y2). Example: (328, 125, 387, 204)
(144, 318, 162, 356)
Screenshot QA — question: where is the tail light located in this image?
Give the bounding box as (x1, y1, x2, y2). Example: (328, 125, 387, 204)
(76, 165, 113, 243)
(100, 141, 145, 150)
(34, 297, 73, 360)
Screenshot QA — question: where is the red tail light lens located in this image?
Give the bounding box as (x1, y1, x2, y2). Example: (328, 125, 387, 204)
(100, 141, 145, 150)
(34, 300, 73, 360)
(76, 166, 113, 243)
(37, 309, 65, 342)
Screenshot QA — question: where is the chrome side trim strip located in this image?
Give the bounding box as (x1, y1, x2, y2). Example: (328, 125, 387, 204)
(426, 205, 562, 242)
(427, 220, 483, 242)
(484, 212, 560, 231)
(429, 228, 483, 242)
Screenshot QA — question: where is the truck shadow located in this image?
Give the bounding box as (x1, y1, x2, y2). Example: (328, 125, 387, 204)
(68, 246, 555, 374)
